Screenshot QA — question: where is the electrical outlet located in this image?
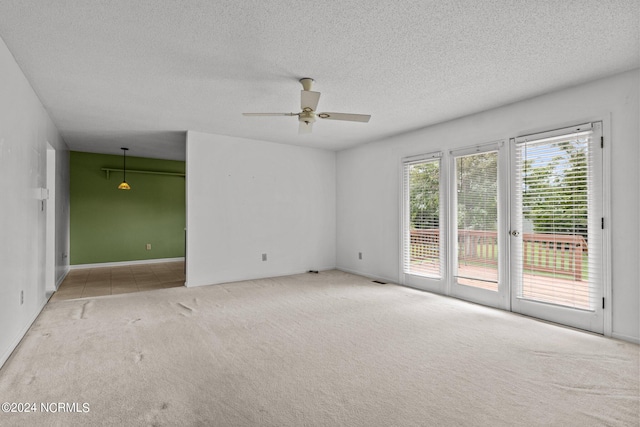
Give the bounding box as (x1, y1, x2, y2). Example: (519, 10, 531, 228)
(262, 253, 267, 261)
(20, 290, 24, 305)
(146, 243, 151, 250)
(358, 252, 362, 260)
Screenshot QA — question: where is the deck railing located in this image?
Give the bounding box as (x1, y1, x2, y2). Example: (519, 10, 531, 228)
(410, 229, 586, 280)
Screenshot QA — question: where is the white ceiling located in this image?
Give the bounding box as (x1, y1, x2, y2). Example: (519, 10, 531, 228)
(0, 1, 638, 161)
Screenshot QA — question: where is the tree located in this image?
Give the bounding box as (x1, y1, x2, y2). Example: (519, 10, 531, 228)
(522, 138, 588, 237)
(409, 162, 439, 229)
(456, 152, 498, 231)
(408, 153, 499, 231)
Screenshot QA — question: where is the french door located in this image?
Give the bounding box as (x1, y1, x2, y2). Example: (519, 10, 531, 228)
(402, 122, 605, 333)
(450, 144, 509, 310)
(510, 123, 604, 333)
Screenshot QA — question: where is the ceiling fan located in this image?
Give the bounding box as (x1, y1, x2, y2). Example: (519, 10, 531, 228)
(243, 78, 371, 134)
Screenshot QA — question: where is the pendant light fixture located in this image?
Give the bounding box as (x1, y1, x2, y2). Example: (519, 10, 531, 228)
(118, 147, 131, 190)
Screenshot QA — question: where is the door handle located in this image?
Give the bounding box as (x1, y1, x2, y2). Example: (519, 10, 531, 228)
(510, 230, 520, 237)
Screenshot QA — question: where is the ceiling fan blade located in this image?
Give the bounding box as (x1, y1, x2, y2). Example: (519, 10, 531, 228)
(301, 90, 321, 111)
(318, 112, 371, 123)
(243, 113, 296, 116)
(298, 121, 314, 134)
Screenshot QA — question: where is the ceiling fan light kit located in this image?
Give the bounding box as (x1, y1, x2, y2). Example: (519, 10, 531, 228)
(243, 78, 371, 134)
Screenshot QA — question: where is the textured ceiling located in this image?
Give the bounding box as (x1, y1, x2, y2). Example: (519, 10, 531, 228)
(0, 1, 638, 160)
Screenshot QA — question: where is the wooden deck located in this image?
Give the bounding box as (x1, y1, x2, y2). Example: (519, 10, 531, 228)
(408, 229, 591, 310)
(408, 263, 591, 310)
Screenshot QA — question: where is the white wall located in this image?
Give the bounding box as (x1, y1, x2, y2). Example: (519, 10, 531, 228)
(0, 36, 70, 367)
(186, 131, 336, 286)
(336, 69, 640, 342)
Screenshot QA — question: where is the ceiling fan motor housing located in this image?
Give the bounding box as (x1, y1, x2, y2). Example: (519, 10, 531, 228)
(299, 109, 316, 124)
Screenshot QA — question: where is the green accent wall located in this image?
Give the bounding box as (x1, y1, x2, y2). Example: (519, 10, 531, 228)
(70, 151, 185, 265)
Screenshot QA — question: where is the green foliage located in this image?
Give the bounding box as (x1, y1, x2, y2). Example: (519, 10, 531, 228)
(522, 138, 588, 237)
(456, 153, 498, 230)
(408, 152, 499, 231)
(408, 137, 589, 238)
(408, 162, 439, 229)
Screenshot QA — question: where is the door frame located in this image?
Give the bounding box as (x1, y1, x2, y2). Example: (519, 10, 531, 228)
(45, 142, 56, 292)
(397, 117, 611, 336)
(448, 140, 510, 310)
(508, 121, 609, 334)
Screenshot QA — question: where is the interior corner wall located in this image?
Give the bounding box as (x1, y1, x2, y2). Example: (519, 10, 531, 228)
(70, 152, 186, 265)
(0, 35, 70, 367)
(186, 131, 336, 287)
(336, 69, 640, 342)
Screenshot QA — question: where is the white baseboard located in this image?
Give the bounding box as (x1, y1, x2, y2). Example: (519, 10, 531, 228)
(70, 257, 185, 270)
(0, 299, 48, 369)
(611, 332, 640, 344)
(185, 265, 337, 288)
(336, 266, 398, 285)
(55, 267, 70, 290)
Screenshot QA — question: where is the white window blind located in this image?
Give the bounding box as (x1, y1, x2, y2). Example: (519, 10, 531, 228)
(514, 124, 601, 310)
(454, 151, 499, 290)
(403, 154, 442, 278)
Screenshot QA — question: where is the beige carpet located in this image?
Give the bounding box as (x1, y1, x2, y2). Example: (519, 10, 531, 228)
(0, 270, 638, 426)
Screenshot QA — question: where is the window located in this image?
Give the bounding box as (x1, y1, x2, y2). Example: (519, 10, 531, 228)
(403, 154, 442, 278)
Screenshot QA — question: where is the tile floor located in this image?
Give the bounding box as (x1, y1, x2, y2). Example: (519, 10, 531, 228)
(50, 261, 185, 301)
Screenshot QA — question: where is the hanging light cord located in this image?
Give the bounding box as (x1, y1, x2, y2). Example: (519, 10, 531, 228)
(118, 147, 130, 190)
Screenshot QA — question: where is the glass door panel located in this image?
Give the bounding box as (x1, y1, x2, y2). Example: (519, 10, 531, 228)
(450, 144, 508, 309)
(510, 123, 603, 333)
(455, 151, 499, 291)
